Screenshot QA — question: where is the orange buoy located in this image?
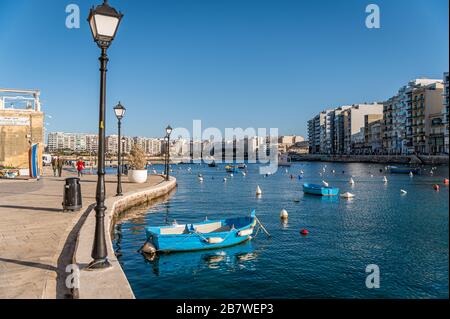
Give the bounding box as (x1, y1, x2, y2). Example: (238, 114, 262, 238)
(300, 229, 309, 236)
(444, 179, 449, 185)
(433, 184, 440, 191)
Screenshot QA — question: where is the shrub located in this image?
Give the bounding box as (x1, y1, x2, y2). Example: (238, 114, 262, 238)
(128, 144, 147, 170)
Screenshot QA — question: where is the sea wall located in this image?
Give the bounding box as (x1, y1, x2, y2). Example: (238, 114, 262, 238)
(292, 154, 449, 165)
(73, 176, 177, 299)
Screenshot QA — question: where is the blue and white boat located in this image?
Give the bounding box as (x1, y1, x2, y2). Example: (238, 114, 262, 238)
(303, 183, 340, 196)
(145, 211, 257, 253)
(225, 165, 239, 173)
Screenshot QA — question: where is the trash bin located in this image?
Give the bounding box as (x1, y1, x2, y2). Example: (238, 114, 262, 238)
(63, 177, 82, 212)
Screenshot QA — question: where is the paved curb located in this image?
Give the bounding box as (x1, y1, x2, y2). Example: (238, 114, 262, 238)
(73, 176, 177, 299)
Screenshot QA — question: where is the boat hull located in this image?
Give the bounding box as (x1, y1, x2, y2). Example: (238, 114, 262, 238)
(149, 232, 251, 252)
(145, 212, 256, 253)
(303, 183, 339, 196)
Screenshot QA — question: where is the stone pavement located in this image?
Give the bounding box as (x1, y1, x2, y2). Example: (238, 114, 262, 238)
(0, 167, 165, 299)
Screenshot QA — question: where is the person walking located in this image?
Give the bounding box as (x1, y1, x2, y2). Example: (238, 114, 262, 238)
(76, 158, 85, 178)
(57, 157, 64, 177)
(51, 157, 58, 177)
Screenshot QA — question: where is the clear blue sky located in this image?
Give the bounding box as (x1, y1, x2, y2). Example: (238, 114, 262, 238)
(0, 0, 448, 138)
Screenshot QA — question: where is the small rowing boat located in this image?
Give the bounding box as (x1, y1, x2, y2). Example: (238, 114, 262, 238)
(303, 183, 340, 196)
(145, 211, 257, 252)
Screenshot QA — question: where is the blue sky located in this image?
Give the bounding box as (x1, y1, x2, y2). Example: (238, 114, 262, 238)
(0, 0, 448, 138)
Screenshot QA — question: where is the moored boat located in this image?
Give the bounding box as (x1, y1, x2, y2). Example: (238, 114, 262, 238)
(208, 160, 217, 168)
(145, 211, 257, 252)
(225, 165, 238, 173)
(278, 153, 292, 167)
(303, 183, 340, 196)
(388, 166, 420, 175)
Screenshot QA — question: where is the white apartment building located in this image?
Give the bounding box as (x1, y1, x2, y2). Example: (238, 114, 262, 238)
(47, 132, 98, 153)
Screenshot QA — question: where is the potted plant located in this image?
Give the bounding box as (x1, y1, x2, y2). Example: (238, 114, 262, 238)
(127, 144, 148, 183)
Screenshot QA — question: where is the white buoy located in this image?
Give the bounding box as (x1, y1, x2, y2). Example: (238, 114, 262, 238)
(332, 169, 336, 174)
(322, 180, 329, 187)
(256, 185, 262, 196)
(199, 176, 204, 182)
(280, 209, 288, 219)
(230, 173, 234, 177)
(300, 170, 304, 175)
(223, 177, 227, 182)
(340, 192, 355, 199)
(349, 178, 355, 185)
(152, 169, 157, 174)
(293, 198, 300, 203)
(409, 172, 414, 177)
(383, 176, 388, 183)
(242, 172, 247, 176)
(401, 189, 407, 195)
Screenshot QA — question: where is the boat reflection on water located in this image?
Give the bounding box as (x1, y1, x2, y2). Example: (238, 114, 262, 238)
(143, 241, 257, 276)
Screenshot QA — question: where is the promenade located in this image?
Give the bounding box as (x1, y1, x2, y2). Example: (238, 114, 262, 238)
(0, 168, 169, 299)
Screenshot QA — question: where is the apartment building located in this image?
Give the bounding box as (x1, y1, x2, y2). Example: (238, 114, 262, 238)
(443, 72, 449, 153)
(364, 114, 383, 153)
(411, 81, 445, 154)
(47, 132, 98, 153)
(307, 114, 325, 154)
(333, 106, 351, 155)
(382, 79, 443, 154)
(343, 103, 383, 154)
(278, 135, 305, 153)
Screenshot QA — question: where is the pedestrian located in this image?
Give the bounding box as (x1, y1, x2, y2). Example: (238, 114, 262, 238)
(76, 158, 85, 178)
(57, 157, 64, 177)
(51, 157, 58, 177)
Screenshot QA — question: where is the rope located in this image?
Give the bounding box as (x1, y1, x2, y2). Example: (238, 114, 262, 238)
(254, 216, 271, 238)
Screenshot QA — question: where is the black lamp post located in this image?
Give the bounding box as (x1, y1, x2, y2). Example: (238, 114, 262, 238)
(121, 137, 126, 174)
(87, 0, 123, 270)
(165, 125, 173, 181)
(114, 102, 126, 196)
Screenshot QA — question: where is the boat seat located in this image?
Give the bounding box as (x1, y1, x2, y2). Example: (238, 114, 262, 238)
(194, 222, 231, 234)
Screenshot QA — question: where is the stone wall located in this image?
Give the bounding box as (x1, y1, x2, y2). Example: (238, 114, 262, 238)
(292, 154, 449, 165)
(0, 109, 44, 168)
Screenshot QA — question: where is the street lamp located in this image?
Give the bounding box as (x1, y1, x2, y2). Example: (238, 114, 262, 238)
(165, 125, 173, 181)
(121, 136, 126, 175)
(114, 102, 126, 197)
(87, 0, 123, 270)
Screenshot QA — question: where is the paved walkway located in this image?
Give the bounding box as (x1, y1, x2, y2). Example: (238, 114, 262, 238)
(0, 168, 165, 299)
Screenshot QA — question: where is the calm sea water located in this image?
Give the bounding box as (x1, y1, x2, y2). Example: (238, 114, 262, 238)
(113, 162, 449, 299)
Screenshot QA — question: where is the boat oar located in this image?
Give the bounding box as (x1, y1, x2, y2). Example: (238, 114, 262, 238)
(255, 216, 271, 238)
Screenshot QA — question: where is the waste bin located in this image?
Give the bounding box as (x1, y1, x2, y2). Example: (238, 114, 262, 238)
(63, 177, 82, 212)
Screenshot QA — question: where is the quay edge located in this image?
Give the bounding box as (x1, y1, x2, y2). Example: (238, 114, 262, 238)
(291, 154, 449, 165)
(73, 176, 177, 299)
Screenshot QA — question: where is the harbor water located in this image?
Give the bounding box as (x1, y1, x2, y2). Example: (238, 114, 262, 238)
(113, 162, 449, 299)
